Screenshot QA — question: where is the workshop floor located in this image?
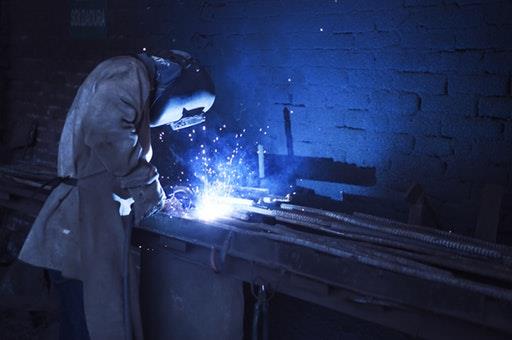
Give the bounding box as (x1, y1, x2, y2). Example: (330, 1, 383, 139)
(0, 264, 59, 340)
(1, 264, 412, 340)
(243, 284, 412, 340)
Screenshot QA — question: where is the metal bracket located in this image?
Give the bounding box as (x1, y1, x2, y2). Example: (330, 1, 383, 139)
(210, 231, 234, 273)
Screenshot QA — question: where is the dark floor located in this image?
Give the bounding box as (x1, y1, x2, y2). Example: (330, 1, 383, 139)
(0, 264, 59, 340)
(1, 263, 412, 340)
(244, 285, 412, 340)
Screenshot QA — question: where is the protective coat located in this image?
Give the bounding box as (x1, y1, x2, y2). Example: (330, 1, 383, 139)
(19, 56, 164, 340)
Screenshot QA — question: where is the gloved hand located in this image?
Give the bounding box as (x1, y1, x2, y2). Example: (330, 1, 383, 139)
(160, 196, 188, 216)
(160, 186, 195, 217)
(129, 180, 166, 224)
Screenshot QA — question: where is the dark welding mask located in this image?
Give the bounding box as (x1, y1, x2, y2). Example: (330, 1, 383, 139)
(145, 50, 215, 128)
(169, 107, 206, 131)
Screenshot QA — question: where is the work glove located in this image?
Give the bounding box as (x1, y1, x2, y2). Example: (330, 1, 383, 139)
(129, 179, 166, 224)
(160, 186, 195, 217)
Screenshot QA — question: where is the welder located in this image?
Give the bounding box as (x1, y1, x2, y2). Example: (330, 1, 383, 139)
(18, 50, 215, 340)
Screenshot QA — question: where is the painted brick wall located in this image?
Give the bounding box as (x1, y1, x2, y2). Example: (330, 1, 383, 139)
(164, 0, 512, 237)
(2, 0, 512, 238)
(0, 0, 8, 142)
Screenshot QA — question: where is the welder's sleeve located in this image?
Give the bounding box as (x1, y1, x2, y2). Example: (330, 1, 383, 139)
(83, 59, 165, 223)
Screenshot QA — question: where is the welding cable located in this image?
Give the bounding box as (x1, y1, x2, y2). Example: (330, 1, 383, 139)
(251, 284, 269, 340)
(275, 204, 512, 264)
(205, 220, 512, 302)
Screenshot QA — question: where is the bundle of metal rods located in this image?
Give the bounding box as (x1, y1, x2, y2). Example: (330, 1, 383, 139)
(188, 201, 512, 302)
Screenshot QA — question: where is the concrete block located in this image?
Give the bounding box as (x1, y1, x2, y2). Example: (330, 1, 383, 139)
(388, 133, 416, 155)
(388, 154, 447, 180)
(374, 9, 410, 30)
(478, 97, 512, 119)
(421, 95, 477, 116)
(349, 70, 446, 95)
(347, 70, 393, 91)
(483, 2, 512, 25)
(386, 112, 441, 136)
(482, 51, 512, 75)
(404, 0, 444, 6)
(414, 136, 453, 157)
(354, 31, 400, 49)
(400, 30, 456, 50)
(332, 12, 375, 33)
(428, 179, 473, 202)
(323, 89, 371, 110)
(448, 75, 509, 96)
(394, 72, 446, 95)
(343, 109, 388, 132)
(370, 91, 420, 115)
(471, 140, 512, 164)
(440, 116, 504, 140)
(294, 141, 348, 161)
(345, 0, 404, 11)
(451, 0, 489, 5)
(292, 106, 345, 127)
(374, 50, 462, 73)
(301, 66, 349, 87)
(281, 32, 355, 50)
(291, 120, 367, 147)
(287, 49, 373, 69)
(455, 27, 512, 50)
(403, 5, 485, 30)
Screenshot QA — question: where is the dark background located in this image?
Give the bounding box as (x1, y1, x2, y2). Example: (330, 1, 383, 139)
(0, 0, 511, 338)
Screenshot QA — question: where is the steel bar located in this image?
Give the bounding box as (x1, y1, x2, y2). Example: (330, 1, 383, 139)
(276, 204, 512, 263)
(184, 216, 512, 302)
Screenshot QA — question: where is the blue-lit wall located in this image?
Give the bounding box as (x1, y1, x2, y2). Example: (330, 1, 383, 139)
(144, 0, 512, 235)
(3, 0, 511, 237)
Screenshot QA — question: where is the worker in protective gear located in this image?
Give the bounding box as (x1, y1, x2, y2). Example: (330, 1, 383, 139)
(18, 49, 215, 340)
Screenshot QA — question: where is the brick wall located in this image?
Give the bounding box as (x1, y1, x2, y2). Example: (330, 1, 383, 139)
(165, 0, 512, 237)
(3, 0, 144, 167)
(0, 0, 8, 142)
(2, 0, 512, 238)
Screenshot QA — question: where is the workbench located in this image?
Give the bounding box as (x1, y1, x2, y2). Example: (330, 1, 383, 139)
(135, 212, 512, 340)
(1, 165, 512, 339)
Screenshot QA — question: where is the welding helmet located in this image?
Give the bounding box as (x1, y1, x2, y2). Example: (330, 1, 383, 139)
(145, 50, 216, 129)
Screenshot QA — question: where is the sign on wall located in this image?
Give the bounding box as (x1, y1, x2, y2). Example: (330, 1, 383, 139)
(70, 0, 107, 39)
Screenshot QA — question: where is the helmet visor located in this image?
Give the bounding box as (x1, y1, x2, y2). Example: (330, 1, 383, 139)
(169, 108, 206, 131)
